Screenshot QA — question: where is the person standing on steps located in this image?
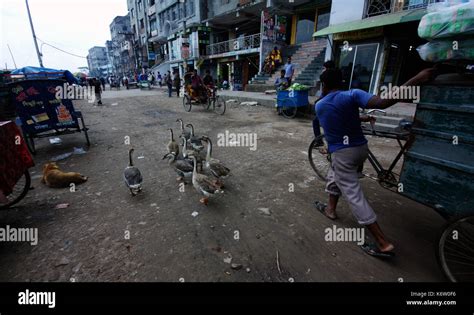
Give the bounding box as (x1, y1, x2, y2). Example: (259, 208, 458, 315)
(284, 57, 295, 86)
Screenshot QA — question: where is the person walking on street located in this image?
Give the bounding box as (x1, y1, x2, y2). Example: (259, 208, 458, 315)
(173, 71, 181, 97)
(93, 78, 103, 105)
(166, 71, 173, 98)
(313, 67, 437, 258)
(284, 57, 295, 86)
(157, 72, 162, 87)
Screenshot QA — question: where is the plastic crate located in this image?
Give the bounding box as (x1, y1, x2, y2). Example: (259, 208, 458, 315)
(277, 90, 309, 108)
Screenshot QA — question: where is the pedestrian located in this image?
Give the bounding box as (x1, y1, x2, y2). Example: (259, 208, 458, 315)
(173, 71, 181, 97)
(313, 67, 437, 258)
(166, 71, 173, 97)
(157, 72, 162, 87)
(284, 57, 295, 86)
(274, 69, 289, 91)
(93, 78, 102, 105)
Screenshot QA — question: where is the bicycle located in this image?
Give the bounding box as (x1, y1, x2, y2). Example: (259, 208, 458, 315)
(308, 109, 412, 190)
(0, 170, 31, 210)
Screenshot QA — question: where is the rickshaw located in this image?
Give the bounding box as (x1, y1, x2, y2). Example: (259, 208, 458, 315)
(308, 70, 474, 282)
(0, 121, 33, 210)
(9, 79, 90, 155)
(182, 72, 226, 115)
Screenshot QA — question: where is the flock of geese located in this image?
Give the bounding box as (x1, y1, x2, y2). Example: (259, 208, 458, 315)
(123, 118, 231, 205)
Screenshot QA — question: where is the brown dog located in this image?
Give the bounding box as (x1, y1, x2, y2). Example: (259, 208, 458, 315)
(41, 162, 88, 188)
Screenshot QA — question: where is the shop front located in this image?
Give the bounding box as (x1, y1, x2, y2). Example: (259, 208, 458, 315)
(314, 8, 431, 94)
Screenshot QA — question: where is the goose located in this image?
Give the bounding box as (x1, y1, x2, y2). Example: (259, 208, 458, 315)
(200, 136, 231, 178)
(162, 152, 194, 181)
(176, 118, 191, 140)
(190, 155, 224, 205)
(185, 123, 204, 152)
(167, 128, 180, 155)
(123, 148, 143, 196)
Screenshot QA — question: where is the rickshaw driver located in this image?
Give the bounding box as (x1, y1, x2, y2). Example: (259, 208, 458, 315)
(314, 67, 437, 258)
(191, 69, 206, 101)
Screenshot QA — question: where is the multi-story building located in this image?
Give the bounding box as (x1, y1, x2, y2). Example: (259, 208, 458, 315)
(128, 0, 154, 70)
(87, 46, 109, 78)
(205, 0, 332, 92)
(148, 0, 208, 77)
(314, 0, 439, 94)
(110, 14, 135, 77)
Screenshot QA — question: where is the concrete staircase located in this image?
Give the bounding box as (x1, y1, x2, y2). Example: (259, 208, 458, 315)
(246, 39, 327, 94)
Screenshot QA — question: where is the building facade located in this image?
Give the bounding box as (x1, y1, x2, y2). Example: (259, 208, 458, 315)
(87, 46, 109, 78)
(109, 14, 135, 77)
(315, 0, 437, 94)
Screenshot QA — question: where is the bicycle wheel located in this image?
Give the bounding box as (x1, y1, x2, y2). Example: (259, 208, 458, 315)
(308, 135, 331, 181)
(214, 97, 226, 115)
(280, 98, 298, 119)
(24, 133, 36, 155)
(0, 170, 31, 210)
(183, 95, 192, 112)
(437, 215, 474, 282)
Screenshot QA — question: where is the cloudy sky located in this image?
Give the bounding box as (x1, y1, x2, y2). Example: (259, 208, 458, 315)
(0, 0, 128, 73)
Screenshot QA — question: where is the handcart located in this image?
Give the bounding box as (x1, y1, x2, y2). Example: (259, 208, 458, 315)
(309, 70, 474, 282)
(9, 79, 90, 154)
(277, 89, 309, 119)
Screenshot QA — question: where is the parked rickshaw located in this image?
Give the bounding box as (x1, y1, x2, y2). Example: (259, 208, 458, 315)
(182, 72, 226, 115)
(9, 79, 90, 154)
(308, 70, 474, 282)
(0, 121, 34, 210)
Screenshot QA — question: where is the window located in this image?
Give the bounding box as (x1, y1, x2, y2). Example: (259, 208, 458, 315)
(131, 8, 134, 19)
(150, 18, 157, 31)
(188, 0, 195, 16)
(338, 43, 380, 92)
(149, 0, 155, 5)
(316, 7, 331, 31)
(138, 0, 141, 12)
(140, 18, 144, 29)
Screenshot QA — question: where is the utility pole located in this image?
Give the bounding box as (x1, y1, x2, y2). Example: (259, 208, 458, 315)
(25, 0, 44, 67)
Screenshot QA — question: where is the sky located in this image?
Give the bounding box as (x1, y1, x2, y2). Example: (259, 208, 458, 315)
(0, 0, 128, 73)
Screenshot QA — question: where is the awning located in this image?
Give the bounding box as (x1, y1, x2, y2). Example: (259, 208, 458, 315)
(313, 9, 427, 37)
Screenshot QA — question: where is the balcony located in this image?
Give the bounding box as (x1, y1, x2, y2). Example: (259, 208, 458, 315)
(365, 0, 438, 18)
(206, 33, 261, 57)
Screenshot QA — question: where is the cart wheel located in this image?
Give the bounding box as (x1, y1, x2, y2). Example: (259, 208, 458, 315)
(437, 215, 474, 282)
(183, 95, 192, 112)
(24, 133, 36, 155)
(280, 98, 298, 119)
(213, 97, 226, 115)
(0, 170, 31, 210)
(308, 135, 331, 181)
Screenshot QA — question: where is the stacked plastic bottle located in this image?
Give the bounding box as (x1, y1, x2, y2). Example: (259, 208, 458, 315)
(417, 0, 474, 62)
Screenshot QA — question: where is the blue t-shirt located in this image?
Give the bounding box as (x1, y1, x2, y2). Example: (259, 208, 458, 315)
(315, 89, 374, 154)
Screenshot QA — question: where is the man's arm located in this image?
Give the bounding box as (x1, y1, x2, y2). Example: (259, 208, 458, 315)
(367, 67, 438, 109)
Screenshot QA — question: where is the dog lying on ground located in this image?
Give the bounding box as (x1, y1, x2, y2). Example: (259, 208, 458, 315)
(41, 162, 88, 188)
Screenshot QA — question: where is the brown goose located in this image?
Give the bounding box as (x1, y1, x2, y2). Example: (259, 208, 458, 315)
(167, 128, 180, 155)
(190, 155, 224, 205)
